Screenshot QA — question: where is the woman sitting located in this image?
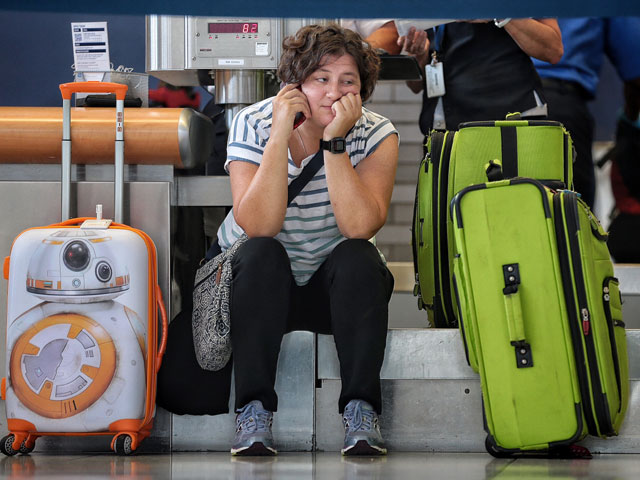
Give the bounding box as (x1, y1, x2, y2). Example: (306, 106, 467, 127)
(217, 23, 399, 456)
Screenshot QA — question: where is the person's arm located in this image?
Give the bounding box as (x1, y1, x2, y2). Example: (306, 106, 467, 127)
(325, 134, 398, 239)
(364, 20, 402, 55)
(397, 27, 430, 94)
(502, 18, 563, 64)
(321, 94, 399, 238)
(229, 85, 311, 237)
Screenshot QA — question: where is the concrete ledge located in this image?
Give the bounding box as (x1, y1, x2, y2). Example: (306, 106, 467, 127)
(318, 328, 640, 381)
(317, 328, 640, 453)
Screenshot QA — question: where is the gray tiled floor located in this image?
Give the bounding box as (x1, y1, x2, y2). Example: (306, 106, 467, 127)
(2, 452, 640, 479)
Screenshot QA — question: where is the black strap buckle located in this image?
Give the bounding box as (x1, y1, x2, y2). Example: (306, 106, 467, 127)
(511, 340, 533, 368)
(502, 263, 520, 295)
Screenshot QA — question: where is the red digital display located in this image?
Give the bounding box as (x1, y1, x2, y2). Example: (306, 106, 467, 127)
(208, 23, 258, 34)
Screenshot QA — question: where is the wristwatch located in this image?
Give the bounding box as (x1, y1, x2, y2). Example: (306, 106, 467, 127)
(320, 137, 347, 154)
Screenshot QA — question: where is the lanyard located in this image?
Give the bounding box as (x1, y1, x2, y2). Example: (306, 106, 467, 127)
(433, 25, 445, 54)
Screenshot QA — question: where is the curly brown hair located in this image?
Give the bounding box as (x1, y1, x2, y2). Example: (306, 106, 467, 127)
(277, 23, 380, 102)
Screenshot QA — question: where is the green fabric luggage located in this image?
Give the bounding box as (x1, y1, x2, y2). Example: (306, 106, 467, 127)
(412, 120, 574, 328)
(451, 178, 629, 456)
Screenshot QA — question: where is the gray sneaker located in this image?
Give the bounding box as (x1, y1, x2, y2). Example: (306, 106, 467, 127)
(341, 399, 387, 456)
(231, 400, 277, 456)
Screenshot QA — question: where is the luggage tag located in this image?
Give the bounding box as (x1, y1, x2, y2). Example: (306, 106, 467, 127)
(81, 204, 112, 229)
(425, 25, 446, 98)
(425, 54, 445, 98)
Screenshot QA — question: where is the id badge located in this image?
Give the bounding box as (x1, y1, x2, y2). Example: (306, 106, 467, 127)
(425, 62, 446, 98)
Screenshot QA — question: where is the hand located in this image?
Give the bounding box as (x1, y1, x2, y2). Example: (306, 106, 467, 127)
(323, 92, 362, 140)
(397, 27, 430, 67)
(271, 84, 310, 139)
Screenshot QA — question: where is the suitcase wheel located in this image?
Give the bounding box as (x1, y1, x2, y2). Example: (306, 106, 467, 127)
(485, 435, 512, 458)
(19, 436, 35, 454)
(1, 435, 18, 456)
(0, 434, 35, 456)
(113, 434, 135, 456)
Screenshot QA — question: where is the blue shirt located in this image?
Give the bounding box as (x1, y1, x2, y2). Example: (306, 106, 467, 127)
(533, 17, 640, 98)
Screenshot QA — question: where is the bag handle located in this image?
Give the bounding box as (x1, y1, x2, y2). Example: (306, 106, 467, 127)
(155, 284, 169, 373)
(60, 81, 128, 100)
(485, 160, 504, 182)
(502, 263, 533, 369)
(59, 81, 128, 223)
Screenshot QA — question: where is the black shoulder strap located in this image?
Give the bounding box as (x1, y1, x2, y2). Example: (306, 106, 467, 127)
(204, 150, 325, 261)
(287, 149, 324, 205)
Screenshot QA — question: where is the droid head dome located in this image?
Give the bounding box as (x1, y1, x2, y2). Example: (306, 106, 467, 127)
(26, 229, 129, 303)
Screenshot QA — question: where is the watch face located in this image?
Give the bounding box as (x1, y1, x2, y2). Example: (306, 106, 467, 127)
(333, 139, 346, 153)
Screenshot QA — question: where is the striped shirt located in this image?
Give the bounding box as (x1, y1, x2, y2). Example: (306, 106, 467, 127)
(217, 96, 398, 285)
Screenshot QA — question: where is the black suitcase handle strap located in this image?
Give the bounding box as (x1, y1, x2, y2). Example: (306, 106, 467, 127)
(485, 160, 504, 182)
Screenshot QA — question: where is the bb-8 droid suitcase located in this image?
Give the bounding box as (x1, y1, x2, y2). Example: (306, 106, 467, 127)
(1, 82, 168, 456)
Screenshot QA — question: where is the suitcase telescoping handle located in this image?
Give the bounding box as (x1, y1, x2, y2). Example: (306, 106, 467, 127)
(59, 81, 128, 223)
(502, 263, 534, 369)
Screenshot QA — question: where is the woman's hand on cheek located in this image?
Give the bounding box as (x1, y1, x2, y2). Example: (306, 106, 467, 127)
(324, 93, 362, 140)
(272, 84, 310, 140)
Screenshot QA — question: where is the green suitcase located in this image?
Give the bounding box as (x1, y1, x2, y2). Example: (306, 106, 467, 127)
(412, 120, 574, 328)
(451, 178, 629, 456)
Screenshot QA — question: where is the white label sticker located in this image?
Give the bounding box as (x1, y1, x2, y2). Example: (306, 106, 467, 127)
(255, 42, 269, 56)
(71, 22, 110, 72)
(426, 62, 446, 98)
(218, 59, 245, 66)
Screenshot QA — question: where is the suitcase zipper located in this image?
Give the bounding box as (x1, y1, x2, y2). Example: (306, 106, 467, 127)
(603, 277, 624, 413)
(562, 192, 614, 436)
(436, 132, 457, 327)
(581, 308, 590, 336)
(429, 131, 444, 322)
(411, 156, 424, 301)
(553, 193, 595, 435)
(563, 133, 570, 189)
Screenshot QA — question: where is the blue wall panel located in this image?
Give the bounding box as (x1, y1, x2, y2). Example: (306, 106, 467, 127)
(0, 12, 146, 107)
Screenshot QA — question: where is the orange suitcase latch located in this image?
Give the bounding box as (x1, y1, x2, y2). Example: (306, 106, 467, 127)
(2, 256, 8, 280)
(1, 377, 6, 400)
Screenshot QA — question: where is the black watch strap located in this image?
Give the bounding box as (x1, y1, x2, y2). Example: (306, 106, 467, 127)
(319, 137, 347, 154)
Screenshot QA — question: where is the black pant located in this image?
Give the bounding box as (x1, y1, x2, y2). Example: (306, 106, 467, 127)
(542, 77, 596, 208)
(608, 212, 640, 263)
(230, 237, 394, 414)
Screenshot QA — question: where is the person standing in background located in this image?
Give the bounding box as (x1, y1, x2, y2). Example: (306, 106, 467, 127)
(379, 19, 562, 145)
(533, 17, 640, 208)
(604, 78, 640, 262)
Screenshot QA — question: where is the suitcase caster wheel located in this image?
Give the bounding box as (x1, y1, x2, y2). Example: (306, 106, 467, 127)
(114, 435, 134, 456)
(485, 435, 510, 458)
(19, 438, 35, 454)
(1, 435, 18, 456)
